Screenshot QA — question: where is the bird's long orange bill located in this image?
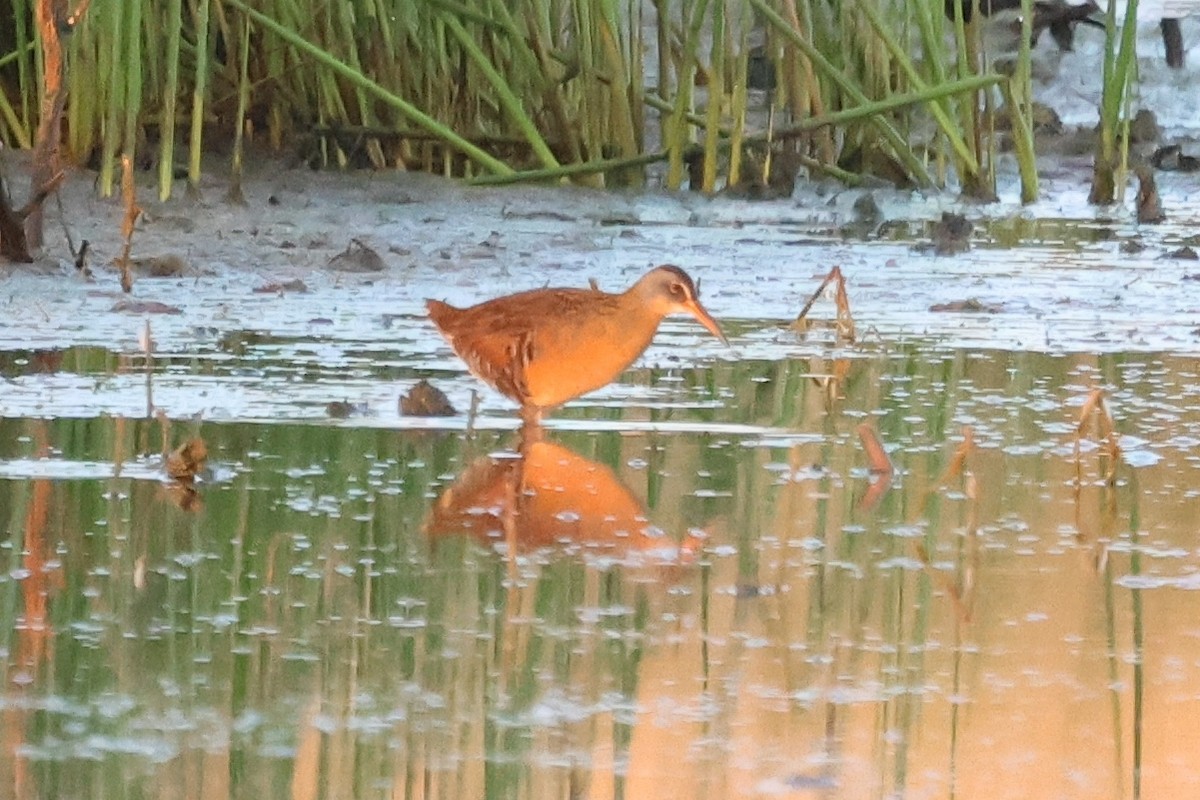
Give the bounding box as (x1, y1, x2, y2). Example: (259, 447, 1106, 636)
(683, 299, 729, 345)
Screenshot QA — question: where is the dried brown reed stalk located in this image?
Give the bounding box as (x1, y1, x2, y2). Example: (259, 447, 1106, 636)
(117, 154, 141, 293)
(0, 166, 65, 262)
(1070, 389, 1120, 572)
(21, 0, 92, 252)
(856, 422, 894, 512)
(913, 426, 980, 621)
(811, 356, 852, 409)
(790, 265, 856, 342)
(1074, 388, 1121, 486)
(857, 422, 893, 476)
(166, 438, 209, 482)
(17, 422, 61, 672)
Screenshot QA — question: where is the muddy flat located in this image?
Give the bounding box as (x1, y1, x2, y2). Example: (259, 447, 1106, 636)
(3, 146, 1198, 423)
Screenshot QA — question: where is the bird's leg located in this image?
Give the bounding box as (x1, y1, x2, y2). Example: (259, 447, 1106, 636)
(518, 426, 543, 455)
(518, 407, 545, 452)
(520, 405, 543, 429)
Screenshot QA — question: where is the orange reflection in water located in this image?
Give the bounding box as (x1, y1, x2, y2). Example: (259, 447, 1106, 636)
(426, 437, 702, 560)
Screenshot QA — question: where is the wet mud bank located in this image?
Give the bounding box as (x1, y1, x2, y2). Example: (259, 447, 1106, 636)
(2, 150, 1199, 424)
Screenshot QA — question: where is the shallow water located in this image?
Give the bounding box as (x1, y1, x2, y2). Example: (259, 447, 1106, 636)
(3, 321, 1200, 798)
(4, 103, 1200, 794)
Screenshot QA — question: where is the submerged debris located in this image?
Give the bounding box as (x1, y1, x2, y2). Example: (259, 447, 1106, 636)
(326, 400, 368, 418)
(1136, 167, 1166, 224)
(932, 212, 972, 255)
(1129, 109, 1162, 146)
(746, 44, 776, 91)
(74, 239, 92, 277)
(110, 299, 183, 315)
(253, 278, 309, 294)
(1150, 144, 1200, 172)
(852, 192, 881, 224)
(1165, 246, 1198, 261)
(995, 101, 1063, 136)
(327, 238, 386, 272)
(929, 298, 1001, 313)
(501, 207, 575, 222)
(400, 379, 456, 417)
(913, 212, 972, 256)
(721, 147, 804, 200)
(916, 426, 978, 521)
(840, 192, 882, 239)
(126, 253, 191, 277)
(1162, 17, 1185, 68)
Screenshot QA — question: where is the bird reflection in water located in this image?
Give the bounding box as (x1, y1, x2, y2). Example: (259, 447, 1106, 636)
(425, 435, 703, 564)
(423, 267, 723, 557)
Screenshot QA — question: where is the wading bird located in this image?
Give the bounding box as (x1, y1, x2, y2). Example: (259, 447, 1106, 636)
(427, 265, 727, 426)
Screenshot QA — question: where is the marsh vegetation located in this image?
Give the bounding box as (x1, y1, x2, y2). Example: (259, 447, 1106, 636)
(0, 0, 1144, 210)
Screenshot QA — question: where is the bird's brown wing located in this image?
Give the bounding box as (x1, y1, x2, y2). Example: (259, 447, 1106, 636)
(428, 289, 610, 402)
(426, 298, 530, 401)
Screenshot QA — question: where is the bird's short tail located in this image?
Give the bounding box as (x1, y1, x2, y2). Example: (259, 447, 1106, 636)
(425, 299, 456, 331)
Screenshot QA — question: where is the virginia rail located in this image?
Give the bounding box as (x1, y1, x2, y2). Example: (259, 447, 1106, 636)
(426, 265, 727, 424)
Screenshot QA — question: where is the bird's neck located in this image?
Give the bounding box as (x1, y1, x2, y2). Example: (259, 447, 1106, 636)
(609, 294, 667, 367)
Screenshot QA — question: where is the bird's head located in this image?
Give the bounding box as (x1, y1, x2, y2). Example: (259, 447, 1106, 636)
(634, 265, 728, 345)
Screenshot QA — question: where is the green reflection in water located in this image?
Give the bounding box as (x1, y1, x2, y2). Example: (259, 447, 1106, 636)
(1, 345, 1197, 799)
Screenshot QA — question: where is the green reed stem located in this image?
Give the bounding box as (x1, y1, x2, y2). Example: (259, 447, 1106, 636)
(726, 0, 750, 188)
(229, 12, 252, 200)
(665, 0, 712, 189)
(596, 4, 641, 173)
(1091, 0, 1139, 204)
(853, 0, 980, 179)
(442, 13, 560, 171)
(226, 0, 514, 176)
(627, 0, 645, 158)
(749, 0, 934, 187)
(468, 150, 666, 185)
(0, 39, 35, 69)
(1000, 80, 1037, 203)
(122, 0, 144, 168)
(701, 0, 724, 192)
(1007, 0, 1039, 203)
(1127, 471, 1143, 799)
(484, 0, 543, 85)
(336, 0, 374, 135)
(0, 41, 34, 148)
(424, 0, 507, 31)
(188, 0, 212, 190)
(1101, 549, 1124, 787)
(515, 3, 582, 170)
(762, 73, 1004, 140)
(642, 93, 864, 184)
(64, 20, 91, 162)
(912, 0, 948, 89)
(605, 37, 638, 156)
(949, 0, 984, 173)
(98, 0, 126, 196)
(11, 0, 34, 141)
(575, 0, 600, 170)
(158, 0, 183, 200)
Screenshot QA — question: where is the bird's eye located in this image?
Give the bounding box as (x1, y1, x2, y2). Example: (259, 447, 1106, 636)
(669, 282, 687, 299)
